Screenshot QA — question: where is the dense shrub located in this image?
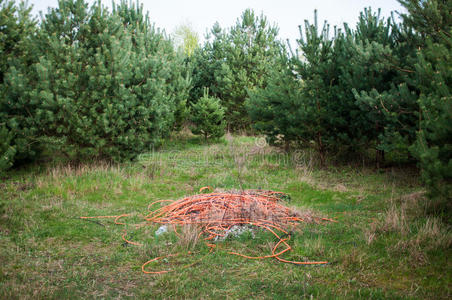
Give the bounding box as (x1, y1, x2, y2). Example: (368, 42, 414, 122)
(4, 0, 190, 162)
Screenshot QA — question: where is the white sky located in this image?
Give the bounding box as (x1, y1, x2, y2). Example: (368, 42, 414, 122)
(28, 0, 405, 45)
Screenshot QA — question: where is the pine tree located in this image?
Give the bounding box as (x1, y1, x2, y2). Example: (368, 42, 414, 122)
(4, 0, 190, 162)
(398, 0, 452, 211)
(190, 9, 282, 130)
(293, 11, 337, 158)
(188, 22, 227, 105)
(190, 88, 225, 141)
(248, 8, 419, 164)
(247, 53, 307, 150)
(0, 0, 37, 172)
(114, 0, 191, 132)
(347, 8, 419, 161)
(412, 37, 452, 211)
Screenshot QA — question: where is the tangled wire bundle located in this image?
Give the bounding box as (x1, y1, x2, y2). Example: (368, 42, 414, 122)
(81, 188, 335, 274)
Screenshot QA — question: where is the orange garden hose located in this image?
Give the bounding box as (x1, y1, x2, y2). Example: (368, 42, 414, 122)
(141, 254, 179, 274)
(81, 189, 334, 274)
(199, 186, 213, 193)
(121, 229, 143, 246)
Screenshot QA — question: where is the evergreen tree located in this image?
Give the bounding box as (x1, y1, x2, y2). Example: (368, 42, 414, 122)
(399, 0, 452, 211)
(4, 0, 190, 162)
(108, 0, 190, 140)
(191, 9, 282, 130)
(189, 22, 227, 104)
(113, 0, 191, 133)
(249, 11, 338, 159)
(190, 88, 225, 141)
(348, 8, 419, 160)
(0, 0, 35, 83)
(249, 8, 420, 164)
(246, 53, 306, 150)
(0, 0, 37, 172)
(412, 36, 452, 211)
(293, 11, 337, 158)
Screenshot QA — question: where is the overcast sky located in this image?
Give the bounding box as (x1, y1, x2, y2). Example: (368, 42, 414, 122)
(28, 0, 405, 45)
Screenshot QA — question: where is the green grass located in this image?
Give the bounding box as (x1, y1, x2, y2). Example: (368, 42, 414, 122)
(0, 134, 450, 299)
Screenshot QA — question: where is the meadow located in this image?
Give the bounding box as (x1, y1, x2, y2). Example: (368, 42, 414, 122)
(0, 134, 450, 299)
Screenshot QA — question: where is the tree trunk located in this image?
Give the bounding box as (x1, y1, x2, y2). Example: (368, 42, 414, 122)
(376, 149, 385, 169)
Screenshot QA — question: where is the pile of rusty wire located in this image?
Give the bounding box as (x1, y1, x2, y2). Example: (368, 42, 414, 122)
(81, 188, 335, 274)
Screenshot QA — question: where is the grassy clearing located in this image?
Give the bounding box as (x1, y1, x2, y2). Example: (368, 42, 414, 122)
(0, 134, 450, 299)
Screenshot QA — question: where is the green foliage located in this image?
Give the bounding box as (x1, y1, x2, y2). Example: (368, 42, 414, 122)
(249, 7, 423, 168)
(0, 0, 449, 215)
(188, 23, 225, 104)
(0, 125, 16, 173)
(0, 0, 35, 83)
(114, 0, 191, 132)
(249, 2, 450, 212)
(190, 9, 282, 130)
(349, 8, 420, 155)
(0, 0, 37, 171)
(290, 11, 341, 156)
(398, 0, 452, 42)
(399, 0, 452, 211)
(4, 0, 190, 162)
(246, 54, 306, 149)
(190, 88, 225, 140)
(249, 9, 409, 157)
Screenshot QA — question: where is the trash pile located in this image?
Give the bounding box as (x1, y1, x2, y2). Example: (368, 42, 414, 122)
(81, 188, 335, 274)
